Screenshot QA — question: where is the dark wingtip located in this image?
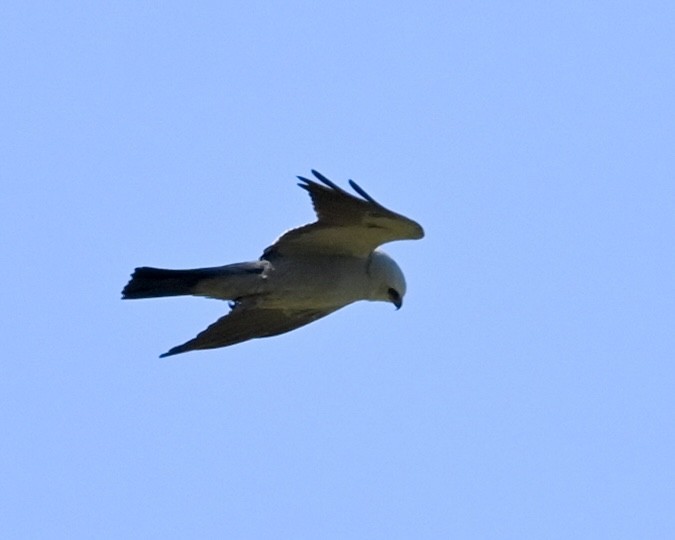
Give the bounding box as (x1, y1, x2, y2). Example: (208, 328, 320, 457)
(310, 170, 341, 191)
(348, 179, 380, 206)
(159, 346, 183, 358)
(310, 169, 327, 180)
(297, 176, 313, 191)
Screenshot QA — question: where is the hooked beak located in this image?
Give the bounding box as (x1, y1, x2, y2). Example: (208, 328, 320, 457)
(391, 294, 403, 310)
(387, 288, 402, 310)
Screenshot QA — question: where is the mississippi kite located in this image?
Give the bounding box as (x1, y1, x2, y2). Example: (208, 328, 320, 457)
(122, 170, 424, 356)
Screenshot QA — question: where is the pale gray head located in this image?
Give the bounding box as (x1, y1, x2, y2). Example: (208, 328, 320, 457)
(367, 250, 407, 309)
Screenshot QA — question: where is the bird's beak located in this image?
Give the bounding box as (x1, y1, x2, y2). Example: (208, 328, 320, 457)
(387, 288, 403, 310)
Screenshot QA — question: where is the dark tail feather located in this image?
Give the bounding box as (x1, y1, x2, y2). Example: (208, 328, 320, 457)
(122, 267, 210, 299)
(122, 262, 268, 300)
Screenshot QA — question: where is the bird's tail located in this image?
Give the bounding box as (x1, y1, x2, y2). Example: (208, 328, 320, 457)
(121, 262, 268, 300)
(121, 267, 210, 299)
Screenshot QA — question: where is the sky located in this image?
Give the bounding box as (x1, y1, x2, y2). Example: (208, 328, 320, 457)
(1, 1, 674, 538)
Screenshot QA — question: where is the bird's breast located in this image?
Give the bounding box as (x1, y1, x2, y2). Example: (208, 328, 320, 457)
(260, 255, 370, 309)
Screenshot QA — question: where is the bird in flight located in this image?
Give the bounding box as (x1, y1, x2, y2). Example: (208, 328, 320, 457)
(122, 170, 424, 356)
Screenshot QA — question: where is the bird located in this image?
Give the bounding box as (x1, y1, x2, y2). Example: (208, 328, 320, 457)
(122, 170, 424, 357)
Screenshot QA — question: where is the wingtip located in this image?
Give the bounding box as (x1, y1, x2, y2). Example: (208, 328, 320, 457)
(159, 346, 183, 358)
(348, 179, 380, 205)
(310, 170, 340, 191)
(297, 171, 343, 193)
(297, 176, 313, 190)
(414, 222, 426, 239)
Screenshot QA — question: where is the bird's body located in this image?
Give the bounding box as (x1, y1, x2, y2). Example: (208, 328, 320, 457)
(126, 253, 388, 308)
(122, 170, 423, 356)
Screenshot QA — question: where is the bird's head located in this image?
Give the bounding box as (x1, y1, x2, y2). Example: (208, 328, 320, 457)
(367, 250, 407, 309)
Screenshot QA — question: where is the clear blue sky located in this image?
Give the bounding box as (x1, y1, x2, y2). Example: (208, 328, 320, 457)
(2, 2, 674, 538)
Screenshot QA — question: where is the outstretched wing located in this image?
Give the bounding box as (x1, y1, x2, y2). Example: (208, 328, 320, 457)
(263, 170, 424, 258)
(159, 303, 341, 357)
